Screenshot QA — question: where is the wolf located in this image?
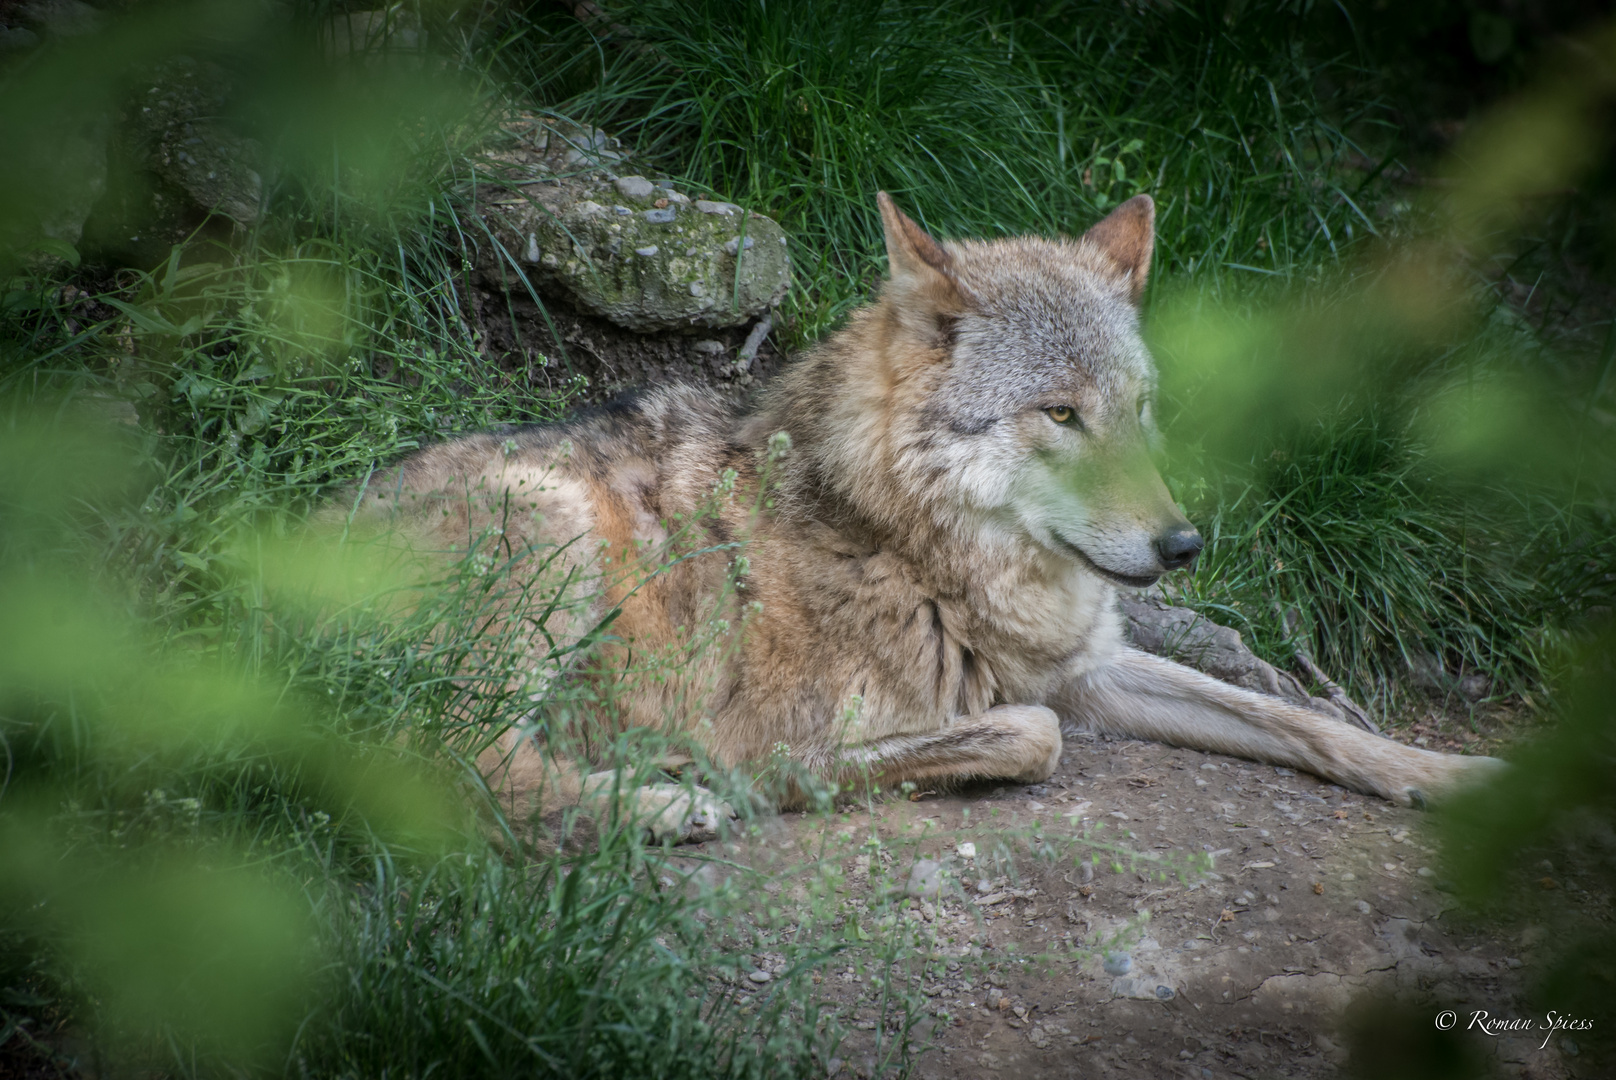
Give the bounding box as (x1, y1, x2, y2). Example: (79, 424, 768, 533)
(352, 192, 1502, 842)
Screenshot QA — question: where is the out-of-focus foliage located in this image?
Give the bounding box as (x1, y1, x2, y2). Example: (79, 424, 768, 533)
(1, 0, 1615, 1075)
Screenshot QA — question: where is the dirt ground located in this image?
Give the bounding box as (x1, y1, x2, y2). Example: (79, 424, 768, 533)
(677, 723, 1604, 1080)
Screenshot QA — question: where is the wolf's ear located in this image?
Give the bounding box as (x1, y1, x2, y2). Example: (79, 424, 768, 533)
(876, 191, 955, 286)
(1081, 194, 1155, 303)
(875, 192, 966, 348)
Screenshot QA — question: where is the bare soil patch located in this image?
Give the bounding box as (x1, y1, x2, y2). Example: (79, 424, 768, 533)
(682, 725, 1602, 1080)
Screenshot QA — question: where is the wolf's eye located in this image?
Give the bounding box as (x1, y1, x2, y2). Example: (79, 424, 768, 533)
(1045, 406, 1079, 426)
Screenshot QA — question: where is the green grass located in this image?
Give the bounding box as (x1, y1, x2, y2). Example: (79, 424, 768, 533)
(3, 0, 1615, 1075)
(498, 0, 1387, 341)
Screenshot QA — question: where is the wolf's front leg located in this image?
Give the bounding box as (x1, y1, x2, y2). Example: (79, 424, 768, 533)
(808, 705, 1064, 792)
(1053, 646, 1504, 807)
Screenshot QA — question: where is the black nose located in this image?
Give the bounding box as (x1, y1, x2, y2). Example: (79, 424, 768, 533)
(1155, 527, 1203, 571)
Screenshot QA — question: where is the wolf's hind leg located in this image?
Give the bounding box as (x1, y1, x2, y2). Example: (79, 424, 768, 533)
(809, 705, 1063, 792)
(1054, 646, 1504, 806)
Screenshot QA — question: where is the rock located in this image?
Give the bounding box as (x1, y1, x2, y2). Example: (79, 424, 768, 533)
(1102, 952, 1132, 976)
(0, 26, 41, 51)
(1408, 650, 1491, 701)
(478, 168, 789, 332)
(905, 858, 946, 899)
(1110, 976, 1170, 1000)
(957, 841, 976, 859)
(126, 57, 264, 227)
(17, 0, 99, 37)
(476, 113, 789, 333)
(1120, 590, 1353, 720)
(614, 175, 656, 201)
(747, 969, 771, 984)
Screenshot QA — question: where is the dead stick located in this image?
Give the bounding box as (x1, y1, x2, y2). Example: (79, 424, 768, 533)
(1277, 605, 1378, 734)
(736, 310, 773, 369)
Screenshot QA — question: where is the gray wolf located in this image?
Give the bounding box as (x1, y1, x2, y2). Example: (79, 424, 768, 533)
(350, 192, 1502, 842)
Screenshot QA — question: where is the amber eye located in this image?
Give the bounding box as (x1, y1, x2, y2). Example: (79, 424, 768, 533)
(1045, 405, 1078, 426)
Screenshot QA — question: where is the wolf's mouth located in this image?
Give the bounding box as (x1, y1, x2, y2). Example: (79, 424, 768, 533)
(1054, 535, 1162, 589)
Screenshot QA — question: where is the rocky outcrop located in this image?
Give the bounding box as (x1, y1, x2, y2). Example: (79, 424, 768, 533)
(477, 117, 790, 333)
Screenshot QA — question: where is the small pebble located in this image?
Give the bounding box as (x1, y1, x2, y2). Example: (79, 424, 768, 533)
(1274, 767, 1295, 777)
(1155, 985, 1175, 1000)
(1102, 952, 1132, 976)
(612, 205, 633, 216)
(747, 969, 771, 984)
(643, 208, 677, 224)
(1355, 900, 1372, 914)
(634, 245, 659, 257)
(957, 841, 976, 859)
(723, 235, 756, 255)
(695, 199, 737, 215)
(1416, 866, 1435, 878)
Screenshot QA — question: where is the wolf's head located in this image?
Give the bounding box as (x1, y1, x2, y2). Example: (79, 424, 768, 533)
(798, 193, 1201, 588)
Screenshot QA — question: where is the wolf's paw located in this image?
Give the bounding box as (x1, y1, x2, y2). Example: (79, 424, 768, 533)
(1001, 705, 1063, 783)
(633, 783, 736, 844)
(1392, 753, 1507, 809)
(579, 772, 737, 844)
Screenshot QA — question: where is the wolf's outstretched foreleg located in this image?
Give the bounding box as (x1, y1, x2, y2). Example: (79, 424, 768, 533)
(1054, 646, 1504, 806)
(803, 705, 1064, 794)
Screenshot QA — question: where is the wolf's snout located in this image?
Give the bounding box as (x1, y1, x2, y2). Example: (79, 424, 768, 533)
(1155, 527, 1203, 571)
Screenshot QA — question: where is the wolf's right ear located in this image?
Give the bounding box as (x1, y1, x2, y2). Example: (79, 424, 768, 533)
(1081, 194, 1155, 303)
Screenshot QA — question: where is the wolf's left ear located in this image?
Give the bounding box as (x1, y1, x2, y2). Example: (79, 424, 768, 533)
(877, 192, 955, 286)
(1081, 194, 1154, 304)
(875, 192, 967, 348)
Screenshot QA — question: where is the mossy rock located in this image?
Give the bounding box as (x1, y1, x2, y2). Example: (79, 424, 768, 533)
(483, 175, 790, 332)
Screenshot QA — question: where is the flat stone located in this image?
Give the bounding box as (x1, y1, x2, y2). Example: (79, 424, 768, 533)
(614, 175, 655, 200)
(642, 207, 677, 224)
(747, 969, 771, 984)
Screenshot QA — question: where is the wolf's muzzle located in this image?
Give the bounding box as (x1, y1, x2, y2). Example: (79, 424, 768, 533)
(1155, 527, 1204, 571)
